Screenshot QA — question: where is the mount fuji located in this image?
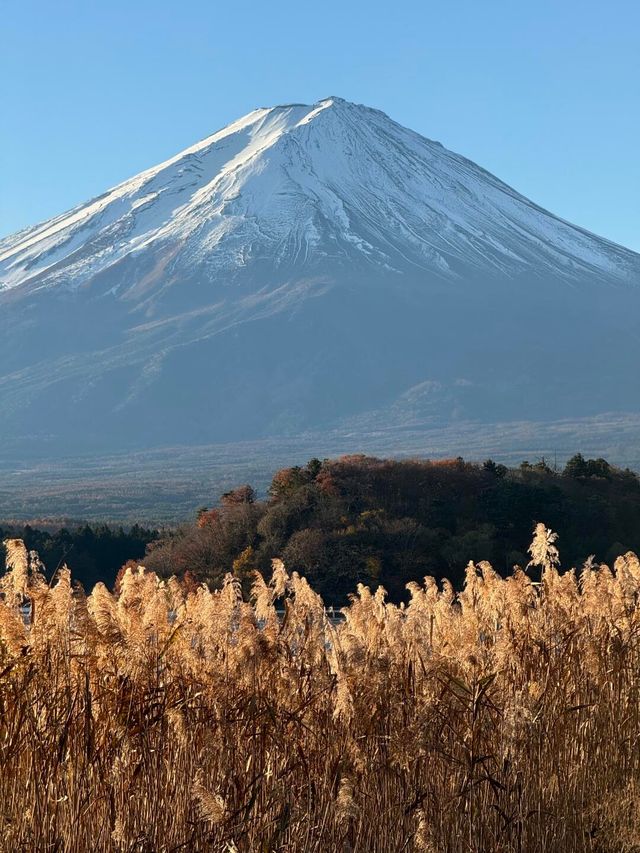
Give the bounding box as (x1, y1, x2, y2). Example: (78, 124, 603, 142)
(1, 96, 639, 462)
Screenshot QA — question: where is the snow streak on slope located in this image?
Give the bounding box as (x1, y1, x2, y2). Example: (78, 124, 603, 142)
(1, 97, 637, 295)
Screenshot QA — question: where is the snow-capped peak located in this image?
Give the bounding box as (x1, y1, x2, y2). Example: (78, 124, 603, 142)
(1, 96, 638, 297)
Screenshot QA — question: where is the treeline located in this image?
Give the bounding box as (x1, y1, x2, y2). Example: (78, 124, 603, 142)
(144, 453, 640, 603)
(4, 454, 638, 602)
(0, 522, 159, 591)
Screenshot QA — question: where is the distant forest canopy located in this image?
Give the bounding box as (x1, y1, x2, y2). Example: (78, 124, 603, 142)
(143, 453, 640, 604)
(2, 453, 639, 603)
(0, 523, 159, 593)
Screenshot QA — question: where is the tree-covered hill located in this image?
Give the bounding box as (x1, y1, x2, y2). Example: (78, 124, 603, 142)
(143, 454, 640, 603)
(3, 454, 638, 602)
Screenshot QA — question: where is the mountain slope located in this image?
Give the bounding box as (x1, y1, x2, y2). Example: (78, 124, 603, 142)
(0, 96, 638, 457)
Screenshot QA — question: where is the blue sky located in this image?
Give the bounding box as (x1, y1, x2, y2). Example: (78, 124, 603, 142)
(2, 0, 639, 250)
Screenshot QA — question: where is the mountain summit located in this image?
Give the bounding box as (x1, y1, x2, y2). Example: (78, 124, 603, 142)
(2, 97, 636, 295)
(0, 97, 638, 455)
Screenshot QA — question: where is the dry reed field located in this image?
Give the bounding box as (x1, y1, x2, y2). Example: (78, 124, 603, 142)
(2, 525, 640, 852)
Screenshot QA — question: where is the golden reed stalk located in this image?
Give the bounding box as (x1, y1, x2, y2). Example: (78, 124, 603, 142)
(1, 528, 640, 852)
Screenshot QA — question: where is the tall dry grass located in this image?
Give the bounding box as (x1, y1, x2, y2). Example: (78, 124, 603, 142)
(1, 527, 640, 851)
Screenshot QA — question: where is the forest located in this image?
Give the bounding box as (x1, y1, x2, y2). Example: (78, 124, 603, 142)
(143, 453, 640, 603)
(3, 453, 638, 603)
(0, 522, 158, 592)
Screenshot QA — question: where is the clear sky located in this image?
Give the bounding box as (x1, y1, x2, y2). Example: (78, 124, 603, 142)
(2, 0, 639, 250)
